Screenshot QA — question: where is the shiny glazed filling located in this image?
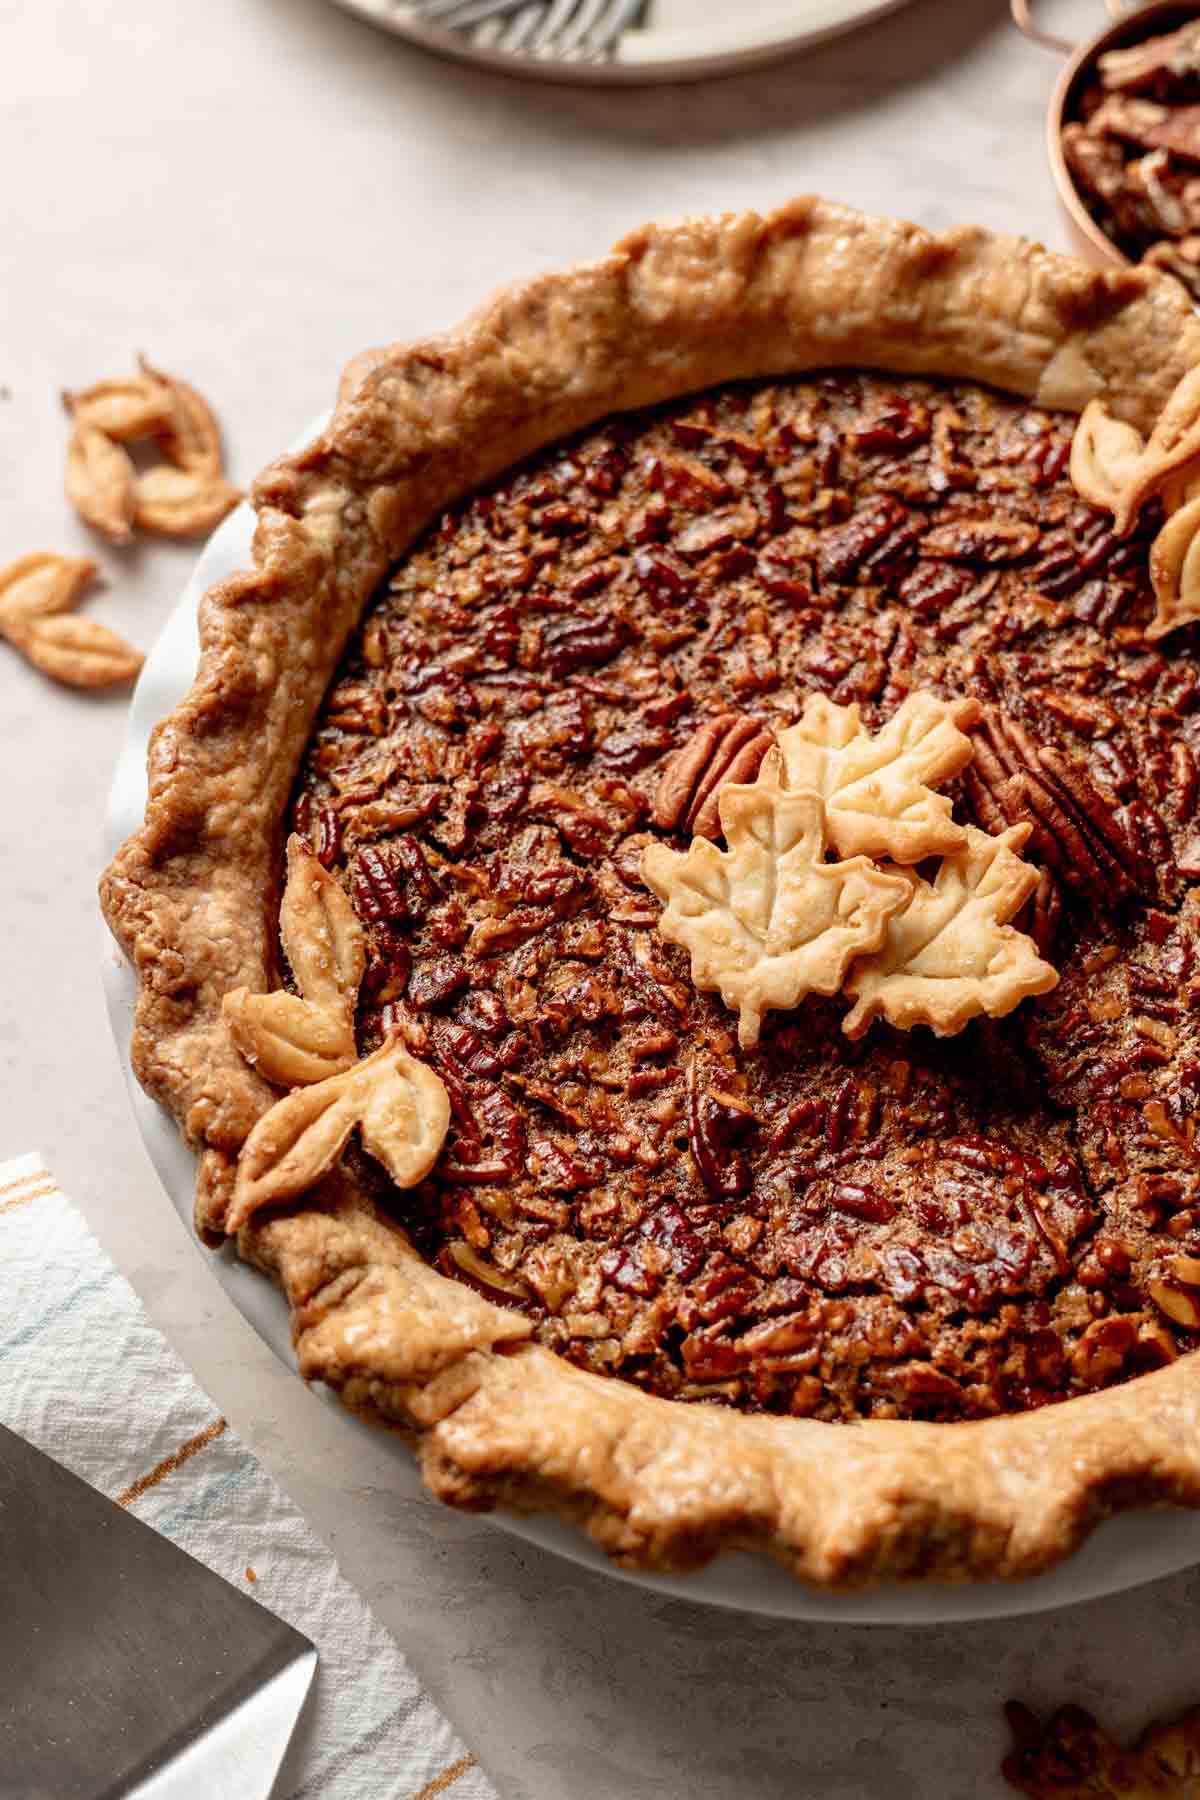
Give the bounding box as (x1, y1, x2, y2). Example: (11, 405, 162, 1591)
(289, 369, 1200, 1422)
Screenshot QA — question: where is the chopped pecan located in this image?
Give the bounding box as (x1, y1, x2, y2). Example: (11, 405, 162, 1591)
(650, 713, 773, 840)
(542, 613, 631, 678)
(920, 516, 1039, 563)
(675, 503, 760, 558)
(818, 497, 918, 585)
(687, 1067, 754, 1199)
(352, 845, 409, 924)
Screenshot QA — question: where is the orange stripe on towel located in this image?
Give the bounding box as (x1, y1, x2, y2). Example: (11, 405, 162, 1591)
(116, 1417, 228, 1507)
(409, 1756, 478, 1800)
(0, 1177, 55, 1215)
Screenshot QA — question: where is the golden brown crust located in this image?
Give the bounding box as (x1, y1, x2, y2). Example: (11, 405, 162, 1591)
(100, 198, 1200, 1587)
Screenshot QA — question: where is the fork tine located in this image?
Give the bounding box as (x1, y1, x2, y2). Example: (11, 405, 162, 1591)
(555, 0, 609, 51)
(442, 0, 539, 26)
(499, 2, 546, 46)
(413, 0, 533, 19)
(582, 0, 647, 51)
(527, 0, 583, 48)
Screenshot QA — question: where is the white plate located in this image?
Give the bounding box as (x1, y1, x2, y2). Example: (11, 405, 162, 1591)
(324, 0, 916, 86)
(102, 417, 1200, 1621)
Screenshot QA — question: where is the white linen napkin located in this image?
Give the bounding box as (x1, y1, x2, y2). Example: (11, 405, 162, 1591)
(0, 1151, 498, 1800)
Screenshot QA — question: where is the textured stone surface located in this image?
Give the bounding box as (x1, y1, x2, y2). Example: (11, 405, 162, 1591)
(4, 0, 1194, 1793)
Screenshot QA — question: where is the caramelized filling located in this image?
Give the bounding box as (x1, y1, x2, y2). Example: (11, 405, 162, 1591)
(290, 370, 1200, 1421)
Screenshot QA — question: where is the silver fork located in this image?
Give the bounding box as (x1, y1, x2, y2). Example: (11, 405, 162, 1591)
(407, 0, 647, 56)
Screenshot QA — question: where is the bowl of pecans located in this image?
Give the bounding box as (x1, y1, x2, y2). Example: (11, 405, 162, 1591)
(1014, 0, 1200, 298)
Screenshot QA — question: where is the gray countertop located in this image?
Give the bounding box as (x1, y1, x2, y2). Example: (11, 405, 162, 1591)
(3, 0, 1194, 1794)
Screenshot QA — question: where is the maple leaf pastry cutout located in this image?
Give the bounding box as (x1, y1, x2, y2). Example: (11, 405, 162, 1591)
(774, 691, 980, 862)
(641, 750, 911, 1049)
(842, 823, 1059, 1039)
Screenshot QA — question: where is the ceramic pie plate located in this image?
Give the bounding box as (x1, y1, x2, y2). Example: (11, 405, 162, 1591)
(101, 414, 1200, 1622)
(324, 0, 916, 86)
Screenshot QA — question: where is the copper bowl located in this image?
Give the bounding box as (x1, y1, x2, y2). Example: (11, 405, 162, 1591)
(1013, 0, 1200, 268)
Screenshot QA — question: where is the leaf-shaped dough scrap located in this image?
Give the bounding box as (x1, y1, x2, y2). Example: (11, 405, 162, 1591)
(227, 1038, 451, 1232)
(1159, 462, 1200, 517)
(223, 986, 357, 1087)
(1069, 400, 1146, 516)
(776, 691, 979, 862)
(1115, 364, 1200, 537)
(1147, 494, 1200, 641)
(280, 833, 365, 1022)
(228, 1068, 365, 1231)
(222, 836, 365, 1087)
(359, 1042, 452, 1189)
(642, 753, 910, 1049)
(65, 423, 136, 544)
(133, 464, 241, 537)
(11, 613, 142, 688)
(63, 374, 173, 442)
(842, 824, 1058, 1040)
(0, 552, 97, 636)
(138, 354, 224, 476)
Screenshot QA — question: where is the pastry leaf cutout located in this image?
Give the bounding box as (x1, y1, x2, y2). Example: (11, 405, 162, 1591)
(1068, 400, 1147, 520)
(223, 988, 358, 1087)
(223, 835, 364, 1084)
(279, 833, 365, 1020)
(224, 833, 451, 1230)
(641, 751, 911, 1049)
(775, 691, 980, 861)
(842, 824, 1058, 1039)
(1069, 378, 1200, 638)
(1148, 493, 1200, 642)
(227, 1038, 451, 1233)
(0, 552, 98, 631)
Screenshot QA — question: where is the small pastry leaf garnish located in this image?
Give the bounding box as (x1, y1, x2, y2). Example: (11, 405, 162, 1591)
(1115, 363, 1200, 535)
(279, 833, 365, 1018)
(63, 356, 239, 541)
(132, 465, 241, 538)
(63, 374, 175, 442)
(137, 354, 224, 476)
(842, 824, 1058, 1039)
(223, 835, 364, 1083)
(5, 612, 143, 688)
(641, 750, 911, 1049)
(1068, 399, 1146, 518)
(774, 691, 980, 862)
(0, 552, 98, 630)
(0, 552, 143, 689)
(1069, 375, 1200, 637)
(1148, 493, 1200, 642)
(226, 1038, 451, 1233)
(222, 988, 358, 1088)
(224, 833, 450, 1229)
(65, 422, 136, 544)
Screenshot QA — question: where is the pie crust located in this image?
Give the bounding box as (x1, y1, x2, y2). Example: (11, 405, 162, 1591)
(101, 198, 1200, 1588)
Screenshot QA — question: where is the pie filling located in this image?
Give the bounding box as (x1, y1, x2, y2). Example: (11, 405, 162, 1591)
(287, 369, 1200, 1423)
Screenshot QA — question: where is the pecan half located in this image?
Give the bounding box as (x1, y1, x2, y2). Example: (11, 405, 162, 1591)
(651, 713, 773, 840)
(964, 708, 1142, 908)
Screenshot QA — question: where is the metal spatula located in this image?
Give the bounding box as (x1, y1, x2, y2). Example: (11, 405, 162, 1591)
(0, 1422, 317, 1799)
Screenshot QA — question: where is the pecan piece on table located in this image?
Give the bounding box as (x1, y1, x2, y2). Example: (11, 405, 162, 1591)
(651, 713, 773, 840)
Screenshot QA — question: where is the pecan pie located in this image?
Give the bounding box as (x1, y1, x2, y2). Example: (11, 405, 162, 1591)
(102, 200, 1200, 1587)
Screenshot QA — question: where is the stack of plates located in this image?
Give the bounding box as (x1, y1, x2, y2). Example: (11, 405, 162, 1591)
(325, 0, 915, 85)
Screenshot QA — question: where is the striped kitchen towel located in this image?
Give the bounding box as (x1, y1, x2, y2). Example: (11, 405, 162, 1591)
(0, 1152, 497, 1800)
